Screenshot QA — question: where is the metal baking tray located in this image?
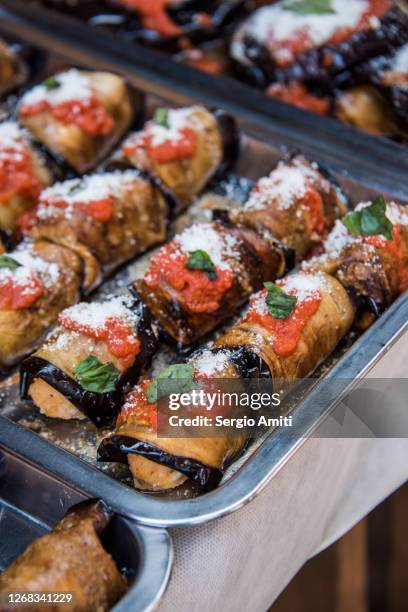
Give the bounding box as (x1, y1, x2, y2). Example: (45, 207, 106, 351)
(0, 6, 407, 527)
(5, 0, 408, 168)
(0, 446, 173, 611)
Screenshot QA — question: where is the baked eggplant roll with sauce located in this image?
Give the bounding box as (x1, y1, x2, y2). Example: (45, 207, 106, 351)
(305, 198, 408, 320)
(23, 171, 169, 292)
(98, 348, 247, 491)
(118, 106, 238, 208)
(133, 220, 291, 345)
(0, 240, 82, 368)
(0, 121, 53, 245)
(0, 38, 28, 98)
(215, 271, 354, 382)
(231, 0, 408, 86)
(20, 296, 157, 427)
(228, 155, 347, 261)
(18, 69, 134, 173)
(0, 499, 126, 611)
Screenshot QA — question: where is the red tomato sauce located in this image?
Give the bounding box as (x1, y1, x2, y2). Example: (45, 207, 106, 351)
(0, 147, 43, 202)
(302, 189, 328, 236)
(115, 0, 181, 36)
(20, 97, 114, 137)
(267, 82, 330, 116)
(0, 274, 44, 310)
(59, 315, 141, 369)
(244, 289, 321, 358)
(271, 0, 391, 66)
(117, 379, 157, 430)
(145, 241, 234, 313)
(364, 224, 408, 293)
(124, 127, 197, 163)
(42, 195, 114, 224)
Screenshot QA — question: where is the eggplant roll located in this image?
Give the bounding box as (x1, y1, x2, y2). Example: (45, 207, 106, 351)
(228, 155, 347, 261)
(0, 121, 53, 238)
(335, 43, 408, 137)
(118, 105, 237, 208)
(21, 296, 157, 427)
(0, 500, 126, 612)
(18, 69, 134, 173)
(305, 199, 408, 317)
(98, 348, 246, 491)
(133, 220, 290, 345)
(0, 38, 28, 98)
(231, 0, 408, 86)
(0, 240, 82, 368)
(24, 170, 169, 291)
(216, 271, 354, 382)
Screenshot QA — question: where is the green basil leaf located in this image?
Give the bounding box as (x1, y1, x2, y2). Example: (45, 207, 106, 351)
(0, 255, 21, 271)
(74, 356, 119, 393)
(264, 282, 298, 319)
(154, 107, 170, 129)
(342, 195, 393, 241)
(147, 364, 195, 404)
(283, 0, 335, 14)
(43, 76, 61, 91)
(186, 250, 217, 280)
(68, 180, 85, 196)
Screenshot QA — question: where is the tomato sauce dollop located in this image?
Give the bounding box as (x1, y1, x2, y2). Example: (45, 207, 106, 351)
(20, 97, 114, 137)
(59, 315, 141, 369)
(145, 241, 234, 313)
(0, 147, 43, 203)
(0, 274, 44, 310)
(124, 127, 197, 163)
(364, 224, 408, 293)
(244, 289, 322, 358)
(302, 189, 328, 237)
(115, 0, 181, 36)
(116, 379, 157, 430)
(267, 82, 330, 116)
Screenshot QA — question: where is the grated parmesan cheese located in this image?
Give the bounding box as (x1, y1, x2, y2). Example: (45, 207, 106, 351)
(176, 223, 240, 270)
(279, 271, 329, 301)
(20, 69, 93, 108)
(245, 158, 326, 211)
(192, 349, 230, 376)
(392, 44, 408, 74)
(0, 240, 60, 289)
(246, 0, 369, 63)
(59, 295, 138, 331)
(125, 106, 201, 151)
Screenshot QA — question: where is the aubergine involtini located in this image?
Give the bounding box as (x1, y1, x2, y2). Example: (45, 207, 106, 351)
(335, 43, 408, 137)
(0, 240, 82, 368)
(304, 198, 408, 324)
(21, 296, 157, 427)
(133, 220, 292, 346)
(117, 105, 239, 209)
(0, 38, 29, 98)
(215, 271, 354, 383)
(231, 0, 408, 87)
(227, 155, 347, 261)
(0, 499, 127, 611)
(22, 170, 169, 292)
(0, 120, 53, 247)
(98, 348, 250, 491)
(17, 69, 135, 173)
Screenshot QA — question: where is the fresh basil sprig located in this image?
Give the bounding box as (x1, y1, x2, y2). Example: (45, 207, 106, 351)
(283, 0, 335, 15)
(154, 107, 170, 129)
(74, 356, 119, 393)
(186, 250, 217, 280)
(264, 282, 298, 319)
(43, 76, 61, 91)
(147, 364, 195, 404)
(342, 195, 393, 241)
(0, 255, 21, 271)
(68, 180, 85, 196)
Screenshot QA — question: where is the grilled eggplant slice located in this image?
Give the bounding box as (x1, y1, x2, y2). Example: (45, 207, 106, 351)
(0, 499, 126, 611)
(18, 69, 135, 173)
(231, 1, 408, 87)
(133, 220, 290, 345)
(0, 121, 53, 238)
(23, 170, 169, 292)
(215, 271, 354, 382)
(21, 297, 157, 427)
(117, 105, 238, 209)
(305, 199, 408, 319)
(98, 348, 246, 491)
(228, 155, 347, 261)
(0, 240, 82, 368)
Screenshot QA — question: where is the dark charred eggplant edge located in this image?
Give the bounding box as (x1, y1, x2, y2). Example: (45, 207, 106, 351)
(19, 302, 158, 428)
(96, 346, 269, 492)
(234, 4, 408, 87)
